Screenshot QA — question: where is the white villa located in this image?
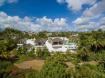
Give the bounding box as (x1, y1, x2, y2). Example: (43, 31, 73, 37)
(46, 37, 77, 52)
(17, 37, 77, 53)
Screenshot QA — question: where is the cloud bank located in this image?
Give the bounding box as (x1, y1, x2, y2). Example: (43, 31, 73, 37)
(57, 0, 96, 11)
(0, 12, 69, 32)
(57, 0, 105, 31)
(72, 0, 105, 31)
(0, 0, 105, 32)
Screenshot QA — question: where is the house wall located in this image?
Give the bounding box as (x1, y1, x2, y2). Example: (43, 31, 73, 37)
(45, 40, 67, 52)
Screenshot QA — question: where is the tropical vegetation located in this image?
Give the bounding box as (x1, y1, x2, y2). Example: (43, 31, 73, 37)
(0, 28, 105, 78)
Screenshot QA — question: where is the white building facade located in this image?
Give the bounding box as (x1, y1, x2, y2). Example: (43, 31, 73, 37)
(45, 37, 77, 52)
(18, 37, 77, 53)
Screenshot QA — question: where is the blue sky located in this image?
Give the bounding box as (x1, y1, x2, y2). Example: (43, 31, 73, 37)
(0, 0, 80, 18)
(0, 0, 105, 32)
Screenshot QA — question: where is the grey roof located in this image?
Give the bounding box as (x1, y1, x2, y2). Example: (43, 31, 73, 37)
(35, 39, 47, 46)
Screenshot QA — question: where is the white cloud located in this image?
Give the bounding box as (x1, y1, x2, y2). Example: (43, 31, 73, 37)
(72, 0, 105, 31)
(57, 0, 105, 31)
(57, 0, 96, 11)
(0, 12, 69, 32)
(36, 16, 67, 27)
(73, 17, 90, 25)
(0, 11, 7, 17)
(98, 17, 105, 30)
(66, 0, 81, 11)
(0, 0, 18, 6)
(73, 16, 105, 31)
(83, 0, 105, 17)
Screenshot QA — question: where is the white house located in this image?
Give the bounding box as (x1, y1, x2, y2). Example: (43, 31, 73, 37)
(45, 37, 77, 52)
(18, 37, 77, 53)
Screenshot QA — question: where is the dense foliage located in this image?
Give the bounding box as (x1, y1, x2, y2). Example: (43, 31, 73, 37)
(0, 28, 105, 78)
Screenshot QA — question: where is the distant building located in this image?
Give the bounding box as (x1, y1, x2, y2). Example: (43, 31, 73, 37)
(17, 37, 77, 53)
